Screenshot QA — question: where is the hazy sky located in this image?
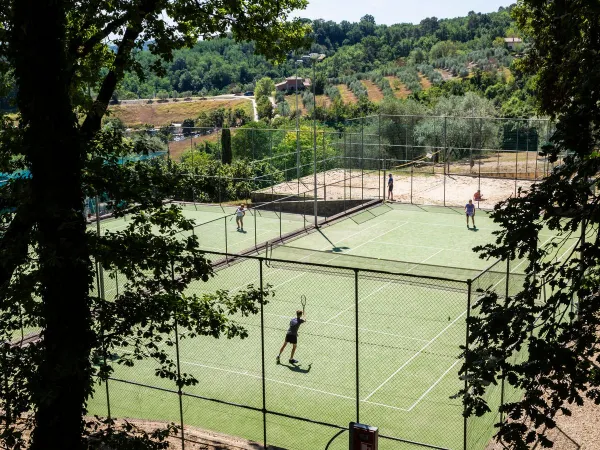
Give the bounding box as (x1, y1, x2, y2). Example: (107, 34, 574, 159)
(293, 0, 515, 25)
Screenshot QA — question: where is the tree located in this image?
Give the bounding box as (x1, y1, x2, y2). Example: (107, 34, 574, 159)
(221, 128, 232, 164)
(0, 1, 309, 449)
(256, 96, 274, 121)
(182, 118, 195, 136)
(460, 1, 600, 448)
(254, 77, 275, 99)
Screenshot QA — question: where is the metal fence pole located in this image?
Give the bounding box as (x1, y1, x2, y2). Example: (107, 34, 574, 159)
(354, 269, 360, 423)
(500, 258, 510, 426)
(379, 114, 383, 200)
(443, 117, 447, 207)
(410, 164, 413, 204)
(259, 259, 267, 448)
(463, 279, 472, 450)
(224, 216, 228, 256)
(361, 119, 364, 200)
(172, 261, 186, 450)
(254, 206, 258, 248)
(515, 125, 519, 196)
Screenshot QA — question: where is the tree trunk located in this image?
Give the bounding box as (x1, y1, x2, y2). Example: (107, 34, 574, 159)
(11, 1, 94, 449)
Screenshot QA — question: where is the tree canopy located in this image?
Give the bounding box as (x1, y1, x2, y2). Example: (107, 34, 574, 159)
(0, 1, 308, 449)
(460, 1, 600, 448)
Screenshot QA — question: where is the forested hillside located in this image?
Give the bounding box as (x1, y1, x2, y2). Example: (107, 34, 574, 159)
(111, 5, 535, 124)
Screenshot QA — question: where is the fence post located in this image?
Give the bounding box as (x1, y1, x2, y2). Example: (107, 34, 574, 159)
(410, 163, 413, 204)
(515, 125, 519, 196)
(361, 119, 364, 200)
(259, 259, 268, 448)
(443, 117, 447, 207)
(500, 258, 510, 426)
(224, 216, 228, 257)
(379, 114, 383, 200)
(171, 260, 186, 450)
(354, 269, 360, 423)
(464, 279, 472, 450)
(254, 204, 258, 249)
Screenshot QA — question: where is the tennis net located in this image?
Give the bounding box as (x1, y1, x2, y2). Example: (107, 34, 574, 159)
(267, 244, 488, 282)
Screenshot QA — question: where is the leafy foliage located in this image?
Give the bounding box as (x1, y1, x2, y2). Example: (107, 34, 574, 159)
(457, 1, 600, 448)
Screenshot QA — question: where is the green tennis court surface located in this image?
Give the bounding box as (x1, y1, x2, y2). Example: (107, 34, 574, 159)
(88, 202, 572, 450)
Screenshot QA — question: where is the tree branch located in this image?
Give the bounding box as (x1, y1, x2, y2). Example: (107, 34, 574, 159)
(0, 208, 32, 291)
(80, 0, 160, 138)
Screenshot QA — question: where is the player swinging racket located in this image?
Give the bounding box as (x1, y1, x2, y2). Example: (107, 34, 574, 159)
(276, 296, 306, 365)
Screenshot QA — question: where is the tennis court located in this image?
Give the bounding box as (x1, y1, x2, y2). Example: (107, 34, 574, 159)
(88, 201, 574, 450)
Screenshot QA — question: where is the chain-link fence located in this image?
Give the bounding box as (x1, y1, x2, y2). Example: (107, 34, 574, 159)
(88, 246, 528, 450)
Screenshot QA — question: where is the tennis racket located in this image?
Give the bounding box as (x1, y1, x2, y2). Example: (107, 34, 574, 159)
(300, 295, 307, 311)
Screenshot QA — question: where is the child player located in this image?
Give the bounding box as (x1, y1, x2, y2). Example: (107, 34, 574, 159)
(276, 308, 306, 365)
(387, 173, 394, 201)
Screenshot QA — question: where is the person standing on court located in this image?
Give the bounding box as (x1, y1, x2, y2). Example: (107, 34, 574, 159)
(387, 173, 394, 201)
(276, 308, 306, 365)
(235, 203, 246, 232)
(465, 199, 476, 229)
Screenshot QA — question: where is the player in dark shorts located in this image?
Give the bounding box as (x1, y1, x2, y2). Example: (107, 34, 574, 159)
(465, 199, 476, 229)
(387, 173, 394, 201)
(276, 309, 305, 364)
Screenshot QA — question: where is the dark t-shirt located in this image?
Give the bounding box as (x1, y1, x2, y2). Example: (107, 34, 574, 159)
(286, 317, 305, 336)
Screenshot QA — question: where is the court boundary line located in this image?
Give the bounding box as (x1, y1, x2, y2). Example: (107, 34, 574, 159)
(363, 309, 467, 402)
(179, 359, 412, 412)
(407, 359, 461, 411)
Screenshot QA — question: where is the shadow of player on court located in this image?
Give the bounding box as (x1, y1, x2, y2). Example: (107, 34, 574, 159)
(280, 362, 312, 374)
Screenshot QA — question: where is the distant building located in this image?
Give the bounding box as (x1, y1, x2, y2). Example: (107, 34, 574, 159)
(275, 77, 311, 92)
(504, 37, 523, 50)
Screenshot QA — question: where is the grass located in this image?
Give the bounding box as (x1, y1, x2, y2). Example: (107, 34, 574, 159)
(285, 95, 307, 116)
(384, 76, 411, 99)
(85, 203, 519, 449)
(109, 99, 253, 128)
(336, 84, 358, 104)
(86, 199, 575, 450)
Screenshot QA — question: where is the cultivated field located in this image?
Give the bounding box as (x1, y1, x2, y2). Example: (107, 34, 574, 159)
(384, 76, 411, 99)
(336, 84, 358, 104)
(361, 80, 385, 103)
(109, 99, 253, 127)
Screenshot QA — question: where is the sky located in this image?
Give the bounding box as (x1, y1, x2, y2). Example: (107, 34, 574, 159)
(293, 0, 515, 25)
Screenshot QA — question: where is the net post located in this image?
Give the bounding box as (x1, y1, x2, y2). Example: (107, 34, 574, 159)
(464, 278, 472, 450)
(354, 268, 360, 423)
(259, 258, 268, 449)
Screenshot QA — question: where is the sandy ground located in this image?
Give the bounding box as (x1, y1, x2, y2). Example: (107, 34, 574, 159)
(486, 397, 600, 450)
(264, 168, 533, 209)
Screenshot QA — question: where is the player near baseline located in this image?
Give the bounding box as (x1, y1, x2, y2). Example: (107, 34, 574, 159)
(387, 173, 394, 201)
(277, 300, 306, 365)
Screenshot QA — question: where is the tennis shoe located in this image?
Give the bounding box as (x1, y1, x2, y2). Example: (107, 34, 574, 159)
(276, 355, 280, 364)
(289, 359, 298, 364)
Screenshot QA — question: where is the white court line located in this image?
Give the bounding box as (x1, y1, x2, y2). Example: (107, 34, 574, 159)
(363, 309, 467, 401)
(323, 282, 392, 323)
(407, 359, 461, 411)
(265, 313, 429, 343)
(180, 359, 410, 412)
(406, 249, 444, 273)
(227, 220, 390, 293)
(509, 234, 556, 274)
